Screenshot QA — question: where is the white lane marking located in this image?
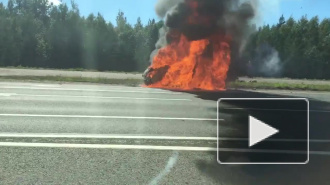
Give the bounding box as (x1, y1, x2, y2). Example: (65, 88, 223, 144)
(30, 84, 62, 87)
(0, 83, 61, 88)
(0, 93, 16, 97)
(0, 142, 328, 155)
(4, 93, 191, 101)
(0, 142, 216, 151)
(0, 133, 328, 143)
(220, 107, 329, 113)
(217, 137, 330, 143)
(149, 151, 179, 185)
(0, 114, 219, 121)
(0, 86, 181, 95)
(0, 134, 216, 140)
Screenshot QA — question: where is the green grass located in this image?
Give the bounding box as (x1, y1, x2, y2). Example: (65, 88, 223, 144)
(229, 80, 330, 91)
(1, 66, 142, 74)
(0, 76, 144, 86)
(1, 75, 330, 91)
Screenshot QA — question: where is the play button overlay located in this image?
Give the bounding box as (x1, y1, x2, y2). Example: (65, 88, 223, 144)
(217, 98, 309, 164)
(249, 116, 279, 147)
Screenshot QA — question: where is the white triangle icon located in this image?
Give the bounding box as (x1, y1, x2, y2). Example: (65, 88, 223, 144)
(249, 116, 279, 147)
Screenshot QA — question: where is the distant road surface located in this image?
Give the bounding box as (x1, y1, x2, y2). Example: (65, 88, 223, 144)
(0, 81, 330, 184)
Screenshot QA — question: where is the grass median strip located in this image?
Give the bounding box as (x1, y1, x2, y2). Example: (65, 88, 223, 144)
(1, 75, 330, 91)
(229, 80, 330, 92)
(0, 75, 143, 86)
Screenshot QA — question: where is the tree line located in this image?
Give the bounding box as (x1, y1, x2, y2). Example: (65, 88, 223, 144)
(0, 0, 329, 79)
(244, 15, 330, 79)
(0, 0, 162, 72)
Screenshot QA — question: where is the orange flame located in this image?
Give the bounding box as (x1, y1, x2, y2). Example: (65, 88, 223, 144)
(147, 34, 231, 91)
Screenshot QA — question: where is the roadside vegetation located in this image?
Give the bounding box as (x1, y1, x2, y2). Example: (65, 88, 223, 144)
(1, 66, 143, 74)
(0, 76, 143, 86)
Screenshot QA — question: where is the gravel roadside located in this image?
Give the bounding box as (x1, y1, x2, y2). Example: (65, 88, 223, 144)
(238, 77, 330, 85)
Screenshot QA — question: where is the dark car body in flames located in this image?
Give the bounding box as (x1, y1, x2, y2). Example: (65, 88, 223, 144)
(142, 66, 169, 85)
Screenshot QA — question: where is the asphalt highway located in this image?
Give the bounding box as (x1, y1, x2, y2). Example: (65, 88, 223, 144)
(0, 81, 330, 184)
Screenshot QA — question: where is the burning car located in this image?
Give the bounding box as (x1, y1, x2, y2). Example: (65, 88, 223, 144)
(144, 0, 255, 91)
(143, 66, 169, 86)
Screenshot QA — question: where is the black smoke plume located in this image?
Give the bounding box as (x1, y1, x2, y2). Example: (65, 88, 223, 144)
(149, 0, 258, 80)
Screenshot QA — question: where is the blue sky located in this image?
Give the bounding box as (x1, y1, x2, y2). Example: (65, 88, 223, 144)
(258, 0, 330, 26)
(0, 0, 329, 26)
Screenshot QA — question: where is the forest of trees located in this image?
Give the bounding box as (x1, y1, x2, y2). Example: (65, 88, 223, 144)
(245, 15, 330, 79)
(0, 0, 329, 79)
(0, 0, 162, 72)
